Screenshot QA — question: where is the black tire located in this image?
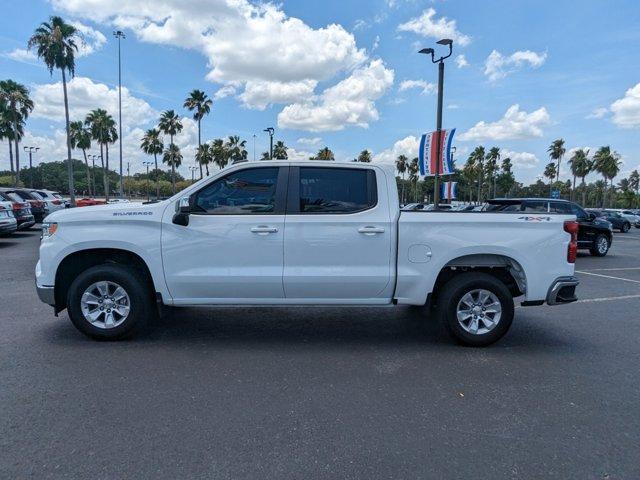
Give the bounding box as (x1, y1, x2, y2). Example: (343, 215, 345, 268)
(590, 234, 610, 256)
(437, 272, 514, 347)
(621, 222, 630, 233)
(67, 264, 154, 340)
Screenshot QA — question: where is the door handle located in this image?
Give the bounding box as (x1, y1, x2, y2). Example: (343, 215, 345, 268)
(251, 225, 278, 235)
(358, 226, 385, 235)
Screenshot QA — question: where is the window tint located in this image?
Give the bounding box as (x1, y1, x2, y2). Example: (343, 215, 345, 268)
(7, 192, 24, 203)
(522, 200, 548, 213)
(299, 167, 377, 213)
(193, 167, 279, 214)
(550, 202, 571, 214)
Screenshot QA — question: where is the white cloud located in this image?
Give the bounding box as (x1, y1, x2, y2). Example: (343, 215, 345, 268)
(239, 80, 317, 110)
(397, 8, 471, 46)
(31, 76, 157, 127)
(500, 149, 541, 169)
(455, 54, 469, 68)
(372, 135, 420, 167)
(285, 147, 313, 161)
(4, 48, 38, 64)
(610, 83, 640, 128)
(448, 104, 460, 109)
(53, 0, 367, 111)
(297, 137, 322, 146)
(71, 21, 107, 57)
(484, 49, 547, 82)
(587, 107, 608, 119)
(277, 60, 394, 132)
(213, 85, 237, 100)
(398, 79, 435, 95)
(459, 104, 550, 141)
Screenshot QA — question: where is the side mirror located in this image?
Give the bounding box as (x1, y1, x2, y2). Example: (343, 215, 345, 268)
(172, 196, 192, 226)
(587, 212, 596, 221)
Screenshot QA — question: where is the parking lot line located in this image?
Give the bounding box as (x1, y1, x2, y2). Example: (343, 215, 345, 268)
(581, 267, 640, 272)
(574, 294, 640, 304)
(576, 270, 640, 284)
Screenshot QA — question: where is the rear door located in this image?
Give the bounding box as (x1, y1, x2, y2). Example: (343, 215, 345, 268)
(283, 166, 393, 302)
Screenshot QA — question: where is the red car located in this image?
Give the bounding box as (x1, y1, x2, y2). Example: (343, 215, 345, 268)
(75, 198, 107, 207)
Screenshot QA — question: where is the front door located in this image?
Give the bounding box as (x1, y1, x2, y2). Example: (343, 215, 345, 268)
(283, 166, 393, 303)
(162, 166, 288, 304)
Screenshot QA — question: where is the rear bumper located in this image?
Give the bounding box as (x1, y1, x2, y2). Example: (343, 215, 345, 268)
(0, 222, 17, 235)
(546, 276, 579, 305)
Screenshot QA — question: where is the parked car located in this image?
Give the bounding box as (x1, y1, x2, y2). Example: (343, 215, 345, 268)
(615, 209, 640, 228)
(588, 210, 632, 233)
(75, 198, 107, 207)
(486, 198, 614, 256)
(29, 190, 66, 215)
(0, 204, 18, 236)
(0, 188, 47, 222)
(107, 198, 131, 204)
(37, 162, 579, 346)
(0, 190, 36, 230)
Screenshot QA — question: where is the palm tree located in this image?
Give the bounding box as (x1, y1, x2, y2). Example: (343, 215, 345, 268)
(485, 147, 500, 198)
(396, 155, 408, 204)
(158, 110, 183, 193)
(547, 139, 566, 186)
(470, 146, 485, 202)
(312, 147, 334, 160)
(196, 143, 214, 176)
(461, 156, 477, 203)
(140, 128, 164, 198)
(0, 99, 24, 185)
(225, 135, 247, 162)
(544, 162, 557, 195)
(28, 16, 79, 206)
(69, 120, 92, 195)
(0, 80, 34, 186)
(593, 146, 621, 208)
(407, 157, 419, 202)
(568, 149, 589, 203)
(183, 89, 212, 179)
(85, 108, 117, 200)
(357, 149, 372, 163)
(629, 170, 640, 208)
(212, 138, 228, 170)
(273, 140, 288, 160)
(163, 143, 183, 193)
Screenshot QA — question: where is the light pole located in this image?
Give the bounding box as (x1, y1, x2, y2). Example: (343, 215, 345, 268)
(113, 30, 126, 198)
(143, 161, 153, 201)
(419, 38, 453, 209)
(253, 134, 256, 161)
(23, 146, 39, 188)
(89, 155, 99, 197)
(263, 127, 274, 159)
(189, 166, 198, 183)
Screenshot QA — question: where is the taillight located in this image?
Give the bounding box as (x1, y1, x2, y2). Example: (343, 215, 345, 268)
(52, 200, 62, 205)
(12, 203, 21, 211)
(31, 200, 44, 208)
(564, 220, 578, 263)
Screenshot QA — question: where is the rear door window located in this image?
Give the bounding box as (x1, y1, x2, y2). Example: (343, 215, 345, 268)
(297, 167, 377, 214)
(522, 200, 548, 212)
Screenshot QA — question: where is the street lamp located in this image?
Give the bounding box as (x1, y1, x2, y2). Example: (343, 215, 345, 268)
(253, 134, 256, 161)
(113, 30, 126, 198)
(263, 127, 274, 159)
(142, 161, 153, 201)
(23, 146, 39, 188)
(419, 38, 453, 209)
(189, 166, 198, 183)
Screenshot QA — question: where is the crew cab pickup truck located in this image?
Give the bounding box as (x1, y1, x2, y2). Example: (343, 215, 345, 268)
(36, 161, 579, 346)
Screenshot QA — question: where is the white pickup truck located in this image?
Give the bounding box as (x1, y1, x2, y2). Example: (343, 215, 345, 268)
(36, 161, 579, 346)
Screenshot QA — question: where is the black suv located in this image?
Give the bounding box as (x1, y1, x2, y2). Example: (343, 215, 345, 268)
(485, 198, 614, 257)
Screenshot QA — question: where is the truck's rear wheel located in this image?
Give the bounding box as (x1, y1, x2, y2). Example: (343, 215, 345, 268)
(67, 264, 153, 340)
(438, 272, 514, 347)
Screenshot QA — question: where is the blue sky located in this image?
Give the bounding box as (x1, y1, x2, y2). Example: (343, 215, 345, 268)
(1, 0, 639, 183)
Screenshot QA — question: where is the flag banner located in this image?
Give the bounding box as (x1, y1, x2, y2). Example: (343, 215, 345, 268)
(441, 181, 457, 200)
(418, 128, 456, 176)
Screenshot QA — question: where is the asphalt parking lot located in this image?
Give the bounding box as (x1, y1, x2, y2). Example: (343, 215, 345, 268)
(1, 228, 639, 479)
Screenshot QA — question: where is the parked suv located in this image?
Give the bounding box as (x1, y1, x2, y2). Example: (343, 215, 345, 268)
(0, 188, 47, 222)
(486, 198, 614, 256)
(30, 190, 66, 214)
(0, 190, 35, 230)
(0, 202, 18, 236)
(588, 210, 632, 233)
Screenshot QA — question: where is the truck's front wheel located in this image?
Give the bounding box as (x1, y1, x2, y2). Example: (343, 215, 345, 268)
(67, 264, 153, 340)
(438, 272, 514, 347)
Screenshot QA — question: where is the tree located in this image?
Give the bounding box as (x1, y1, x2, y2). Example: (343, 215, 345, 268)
(0, 99, 24, 185)
(470, 146, 485, 202)
(183, 89, 212, 179)
(260, 151, 270, 161)
(396, 155, 408, 204)
(544, 162, 557, 195)
(629, 169, 640, 208)
(158, 110, 183, 194)
(69, 120, 92, 196)
(357, 149, 372, 163)
(272, 140, 288, 160)
(212, 138, 228, 170)
(547, 138, 566, 185)
(312, 147, 334, 160)
(85, 109, 117, 200)
(0, 80, 34, 186)
(461, 156, 477, 203)
(568, 149, 589, 203)
(225, 135, 247, 162)
(140, 128, 164, 198)
(407, 157, 419, 202)
(496, 157, 515, 198)
(162, 143, 183, 193)
(196, 143, 213, 176)
(485, 147, 500, 198)
(28, 16, 79, 206)
(593, 146, 621, 208)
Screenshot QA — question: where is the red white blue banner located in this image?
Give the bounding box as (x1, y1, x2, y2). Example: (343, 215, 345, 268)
(441, 181, 457, 200)
(418, 128, 456, 176)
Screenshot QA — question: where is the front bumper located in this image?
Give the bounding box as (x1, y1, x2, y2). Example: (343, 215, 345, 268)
(546, 276, 579, 305)
(36, 284, 55, 306)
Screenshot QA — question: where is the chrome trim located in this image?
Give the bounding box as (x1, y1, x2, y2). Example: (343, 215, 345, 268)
(36, 284, 56, 305)
(546, 276, 579, 305)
